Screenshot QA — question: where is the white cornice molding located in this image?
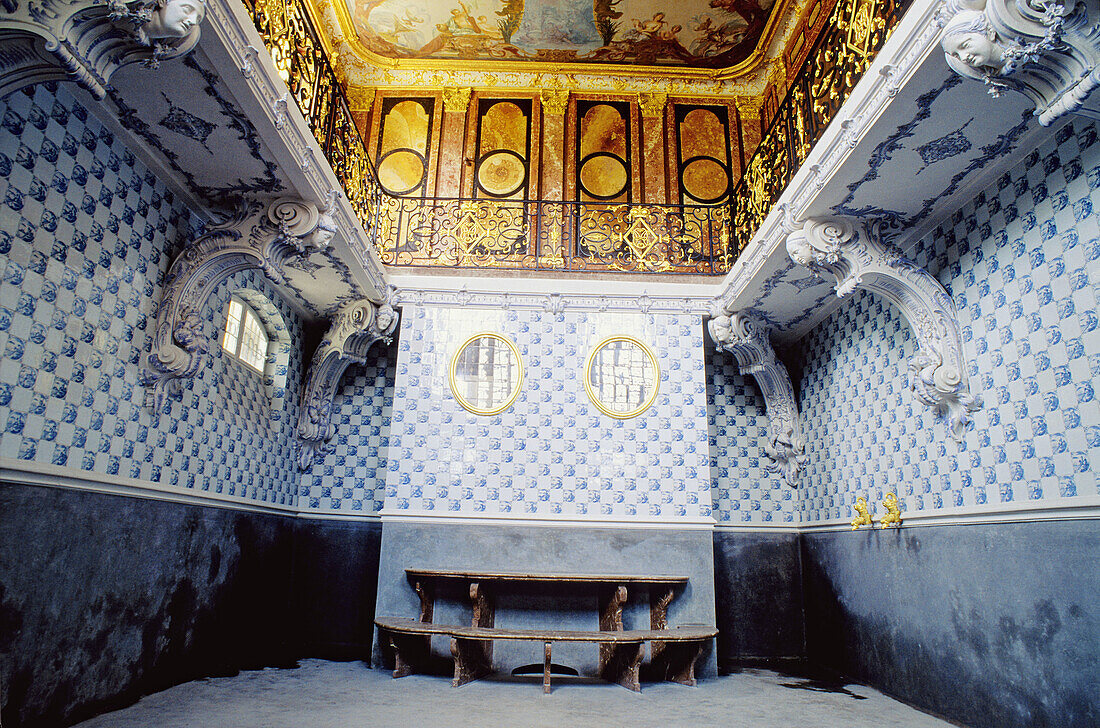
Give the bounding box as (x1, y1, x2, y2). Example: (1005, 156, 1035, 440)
(718, 0, 945, 313)
(0, 457, 299, 517)
(198, 0, 387, 301)
(6, 459, 1096, 531)
(389, 276, 721, 316)
(801, 496, 1100, 531)
(379, 511, 718, 530)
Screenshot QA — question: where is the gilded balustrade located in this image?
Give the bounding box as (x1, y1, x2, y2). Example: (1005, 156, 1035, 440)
(241, 0, 382, 249)
(730, 0, 904, 254)
(237, 0, 903, 273)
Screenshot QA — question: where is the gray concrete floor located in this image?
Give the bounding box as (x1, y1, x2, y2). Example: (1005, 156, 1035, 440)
(73, 659, 957, 728)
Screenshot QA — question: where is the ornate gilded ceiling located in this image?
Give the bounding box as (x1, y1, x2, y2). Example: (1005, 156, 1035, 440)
(343, 0, 778, 68)
(313, 0, 806, 91)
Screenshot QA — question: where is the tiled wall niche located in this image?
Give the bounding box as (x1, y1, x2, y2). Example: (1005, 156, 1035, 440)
(0, 83, 304, 504)
(383, 306, 713, 521)
(797, 118, 1100, 522)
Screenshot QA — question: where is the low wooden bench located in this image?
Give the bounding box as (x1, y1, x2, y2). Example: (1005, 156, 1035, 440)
(375, 616, 717, 693)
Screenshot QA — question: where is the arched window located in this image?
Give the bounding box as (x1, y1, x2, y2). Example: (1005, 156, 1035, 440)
(221, 297, 269, 374)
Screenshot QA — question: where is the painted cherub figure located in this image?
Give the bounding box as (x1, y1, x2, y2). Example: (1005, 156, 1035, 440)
(880, 492, 902, 528)
(850, 496, 873, 530)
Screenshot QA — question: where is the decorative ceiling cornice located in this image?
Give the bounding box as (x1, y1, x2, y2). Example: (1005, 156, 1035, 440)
(313, 0, 815, 96)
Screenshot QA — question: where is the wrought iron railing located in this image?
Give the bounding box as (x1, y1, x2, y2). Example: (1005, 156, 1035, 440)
(376, 198, 732, 274)
(731, 0, 905, 254)
(241, 0, 378, 241)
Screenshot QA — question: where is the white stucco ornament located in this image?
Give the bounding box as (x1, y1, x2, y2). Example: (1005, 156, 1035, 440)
(296, 299, 398, 470)
(938, 0, 1100, 125)
(142, 196, 340, 412)
(708, 311, 807, 487)
(785, 213, 982, 442)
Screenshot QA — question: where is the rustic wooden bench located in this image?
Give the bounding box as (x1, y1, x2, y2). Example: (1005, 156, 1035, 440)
(375, 616, 717, 692)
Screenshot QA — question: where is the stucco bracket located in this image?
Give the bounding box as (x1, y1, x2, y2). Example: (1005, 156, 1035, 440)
(708, 311, 807, 487)
(0, 0, 205, 100)
(938, 0, 1100, 125)
(784, 214, 982, 441)
(142, 196, 337, 411)
(296, 299, 398, 470)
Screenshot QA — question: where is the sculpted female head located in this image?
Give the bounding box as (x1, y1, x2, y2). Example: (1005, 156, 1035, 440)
(941, 10, 1007, 79)
(142, 0, 206, 41)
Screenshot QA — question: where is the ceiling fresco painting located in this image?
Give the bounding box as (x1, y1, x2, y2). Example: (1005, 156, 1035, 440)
(345, 0, 778, 67)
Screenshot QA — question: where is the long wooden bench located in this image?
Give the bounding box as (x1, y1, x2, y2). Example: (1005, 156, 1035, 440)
(375, 616, 717, 693)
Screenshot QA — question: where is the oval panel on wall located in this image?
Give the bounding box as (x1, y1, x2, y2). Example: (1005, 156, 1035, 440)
(449, 332, 524, 416)
(583, 336, 660, 419)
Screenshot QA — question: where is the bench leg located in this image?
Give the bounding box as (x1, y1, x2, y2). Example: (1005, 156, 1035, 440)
(451, 637, 493, 687)
(388, 633, 430, 679)
(543, 641, 552, 694)
(599, 642, 645, 692)
(661, 641, 705, 687)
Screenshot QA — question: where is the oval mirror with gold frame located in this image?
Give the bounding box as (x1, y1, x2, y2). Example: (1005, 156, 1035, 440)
(449, 332, 524, 416)
(583, 336, 660, 419)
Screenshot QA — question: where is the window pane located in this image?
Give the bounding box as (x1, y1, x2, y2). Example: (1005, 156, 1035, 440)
(222, 299, 243, 355)
(238, 308, 268, 372)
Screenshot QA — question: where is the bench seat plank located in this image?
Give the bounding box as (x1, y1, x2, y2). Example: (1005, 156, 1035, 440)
(405, 568, 689, 584)
(376, 616, 717, 642)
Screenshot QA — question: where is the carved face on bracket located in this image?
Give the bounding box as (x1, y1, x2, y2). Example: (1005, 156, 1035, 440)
(941, 11, 1006, 79)
(374, 305, 396, 335)
(143, 0, 205, 40)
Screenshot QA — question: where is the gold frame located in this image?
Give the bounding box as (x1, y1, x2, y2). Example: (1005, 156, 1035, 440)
(583, 335, 660, 420)
(449, 332, 525, 416)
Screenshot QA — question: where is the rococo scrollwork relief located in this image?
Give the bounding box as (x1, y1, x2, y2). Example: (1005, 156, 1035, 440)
(143, 197, 339, 412)
(937, 0, 1100, 125)
(708, 311, 806, 486)
(784, 214, 983, 441)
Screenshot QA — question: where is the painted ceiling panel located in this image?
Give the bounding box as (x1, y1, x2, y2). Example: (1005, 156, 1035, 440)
(346, 0, 778, 67)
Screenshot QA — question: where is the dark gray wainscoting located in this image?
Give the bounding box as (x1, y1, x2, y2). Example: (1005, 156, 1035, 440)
(372, 521, 718, 678)
(0, 482, 297, 728)
(292, 518, 383, 661)
(712, 530, 805, 669)
(801, 520, 1100, 728)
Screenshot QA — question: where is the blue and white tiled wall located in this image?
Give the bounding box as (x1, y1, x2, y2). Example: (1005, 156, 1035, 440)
(0, 83, 304, 504)
(299, 346, 395, 513)
(384, 306, 712, 521)
(797, 118, 1100, 522)
(707, 352, 797, 523)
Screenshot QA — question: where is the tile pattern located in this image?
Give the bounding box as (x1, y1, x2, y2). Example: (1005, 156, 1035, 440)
(299, 346, 396, 512)
(707, 353, 797, 523)
(384, 307, 712, 520)
(0, 83, 304, 504)
(798, 118, 1100, 521)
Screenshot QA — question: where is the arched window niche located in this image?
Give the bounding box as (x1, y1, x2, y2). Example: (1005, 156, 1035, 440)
(219, 288, 292, 419)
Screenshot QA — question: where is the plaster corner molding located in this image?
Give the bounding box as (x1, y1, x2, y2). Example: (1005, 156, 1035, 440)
(939, 0, 1100, 125)
(142, 196, 337, 412)
(785, 216, 983, 440)
(296, 300, 397, 469)
(708, 311, 807, 487)
(0, 0, 204, 99)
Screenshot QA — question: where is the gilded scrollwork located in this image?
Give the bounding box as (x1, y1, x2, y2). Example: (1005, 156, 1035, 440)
(730, 0, 901, 254)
